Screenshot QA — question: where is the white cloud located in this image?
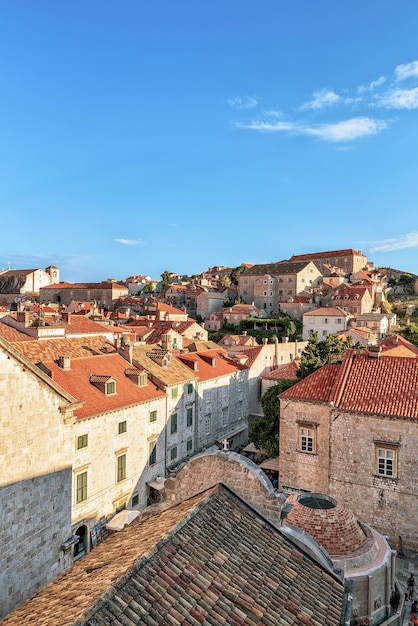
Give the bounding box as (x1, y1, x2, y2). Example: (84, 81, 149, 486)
(114, 238, 142, 246)
(395, 60, 418, 81)
(305, 117, 387, 142)
(357, 76, 386, 93)
(369, 232, 418, 253)
(300, 88, 340, 110)
(236, 116, 387, 142)
(375, 87, 418, 109)
(227, 95, 258, 109)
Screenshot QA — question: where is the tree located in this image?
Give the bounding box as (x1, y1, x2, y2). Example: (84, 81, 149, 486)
(220, 276, 231, 289)
(249, 379, 296, 457)
(297, 331, 354, 379)
(141, 282, 156, 294)
(161, 271, 171, 286)
(230, 264, 248, 285)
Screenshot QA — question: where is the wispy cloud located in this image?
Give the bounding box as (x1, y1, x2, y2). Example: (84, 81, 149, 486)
(368, 232, 418, 252)
(374, 87, 418, 110)
(357, 76, 386, 93)
(395, 60, 418, 81)
(300, 88, 340, 110)
(114, 238, 142, 246)
(227, 95, 258, 109)
(236, 116, 387, 142)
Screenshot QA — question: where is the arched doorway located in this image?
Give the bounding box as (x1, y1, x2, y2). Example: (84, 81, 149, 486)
(73, 524, 88, 561)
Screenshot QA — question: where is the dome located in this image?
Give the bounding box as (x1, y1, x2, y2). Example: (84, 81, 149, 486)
(284, 493, 368, 558)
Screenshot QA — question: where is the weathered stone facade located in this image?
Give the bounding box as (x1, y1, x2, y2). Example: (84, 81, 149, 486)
(0, 338, 76, 618)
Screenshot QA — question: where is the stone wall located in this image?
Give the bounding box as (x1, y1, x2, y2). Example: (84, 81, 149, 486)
(0, 470, 73, 619)
(163, 450, 285, 526)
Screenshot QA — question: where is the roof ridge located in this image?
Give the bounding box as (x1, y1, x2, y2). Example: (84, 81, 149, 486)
(329, 349, 355, 407)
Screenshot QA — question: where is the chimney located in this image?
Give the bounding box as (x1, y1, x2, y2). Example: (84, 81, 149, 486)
(368, 345, 381, 359)
(262, 338, 268, 345)
(58, 355, 71, 370)
(282, 336, 289, 343)
(17, 311, 29, 326)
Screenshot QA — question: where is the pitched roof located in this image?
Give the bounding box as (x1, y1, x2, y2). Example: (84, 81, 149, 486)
(0, 485, 345, 626)
(39, 352, 165, 419)
(9, 336, 116, 363)
(303, 307, 351, 318)
(263, 361, 300, 381)
(41, 281, 126, 290)
(378, 335, 418, 358)
(177, 349, 249, 381)
(290, 249, 366, 262)
(131, 345, 197, 386)
(243, 260, 315, 276)
(281, 350, 418, 418)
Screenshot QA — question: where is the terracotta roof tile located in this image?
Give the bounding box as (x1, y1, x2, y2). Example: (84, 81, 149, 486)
(281, 350, 418, 419)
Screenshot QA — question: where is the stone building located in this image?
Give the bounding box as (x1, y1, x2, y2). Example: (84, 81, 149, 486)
(0, 337, 77, 619)
(278, 348, 418, 550)
(289, 248, 368, 275)
(39, 281, 128, 311)
(238, 260, 323, 314)
(0, 266, 59, 305)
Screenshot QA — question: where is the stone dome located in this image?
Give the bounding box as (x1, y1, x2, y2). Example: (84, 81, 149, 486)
(284, 493, 368, 557)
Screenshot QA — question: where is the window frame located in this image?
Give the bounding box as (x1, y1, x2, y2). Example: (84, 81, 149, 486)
(171, 412, 178, 434)
(375, 444, 398, 478)
(118, 420, 127, 434)
(186, 407, 193, 427)
(298, 424, 316, 454)
(117, 454, 126, 482)
(149, 441, 157, 465)
(149, 410, 157, 423)
(76, 471, 88, 504)
(77, 434, 88, 450)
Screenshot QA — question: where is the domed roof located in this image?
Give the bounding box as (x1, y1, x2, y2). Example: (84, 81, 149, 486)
(284, 493, 367, 557)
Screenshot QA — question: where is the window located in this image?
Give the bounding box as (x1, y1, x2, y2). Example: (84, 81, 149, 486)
(187, 383, 193, 394)
(337, 318, 342, 325)
(263, 291, 267, 296)
(323, 330, 328, 337)
(324, 318, 328, 324)
(171, 413, 178, 434)
(139, 373, 147, 386)
(299, 426, 315, 453)
(132, 493, 139, 507)
(170, 446, 177, 461)
(77, 434, 88, 450)
(117, 454, 126, 482)
(76, 471, 87, 503)
(171, 387, 178, 399)
(149, 410, 157, 422)
(118, 420, 127, 434)
(279, 290, 283, 295)
(149, 441, 157, 465)
(187, 438, 193, 452)
(376, 446, 397, 477)
(187, 407, 193, 427)
(204, 416, 211, 436)
(106, 380, 116, 395)
(222, 408, 228, 427)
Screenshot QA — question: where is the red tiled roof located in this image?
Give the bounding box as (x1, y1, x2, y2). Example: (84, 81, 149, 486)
(303, 307, 351, 317)
(263, 361, 300, 380)
(177, 349, 248, 381)
(41, 352, 165, 419)
(281, 350, 418, 418)
(0, 485, 345, 626)
(290, 249, 366, 261)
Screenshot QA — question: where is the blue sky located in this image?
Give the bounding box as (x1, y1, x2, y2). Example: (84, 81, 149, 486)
(1, 1, 418, 283)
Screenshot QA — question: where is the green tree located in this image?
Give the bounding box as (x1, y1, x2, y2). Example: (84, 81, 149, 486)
(399, 321, 418, 347)
(223, 295, 243, 307)
(249, 379, 296, 456)
(400, 273, 414, 284)
(221, 276, 232, 289)
(230, 264, 248, 285)
(297, 331, 355, 379)
(141, 282, 156, 294)
(161, 271, 171, 286)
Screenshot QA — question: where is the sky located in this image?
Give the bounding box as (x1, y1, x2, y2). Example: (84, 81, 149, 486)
(1, 1, 418, 283)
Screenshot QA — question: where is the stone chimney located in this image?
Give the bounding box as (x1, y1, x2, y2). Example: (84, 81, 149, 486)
(58, 355, 71, 370)
(17, 311, 29, 326)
